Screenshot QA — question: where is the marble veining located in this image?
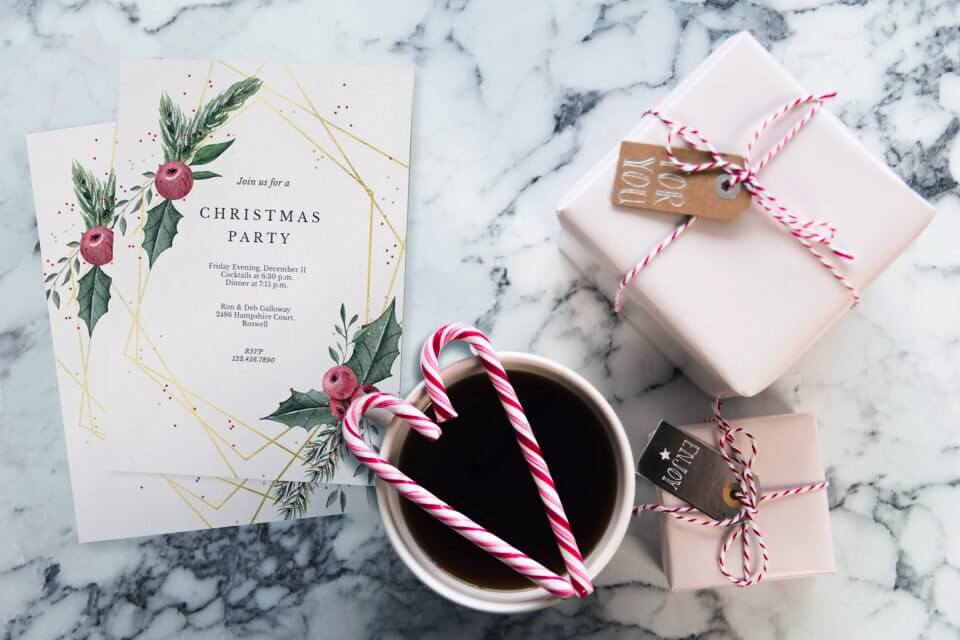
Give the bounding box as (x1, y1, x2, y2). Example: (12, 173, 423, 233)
(2, 1, 959, 638)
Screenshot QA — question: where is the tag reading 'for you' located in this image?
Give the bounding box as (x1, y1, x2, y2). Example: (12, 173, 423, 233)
(637, 421, 746, 521)
(612, 142, 752, 221)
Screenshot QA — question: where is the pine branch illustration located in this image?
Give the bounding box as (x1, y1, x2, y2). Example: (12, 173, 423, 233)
(271, 480, 310, 520)
(71, 162, 117, 227)
(159, 92, 189, 162)
(101, 172, 117, 226)
(184, 77, 262, 159)
(71, 161, 101, 228)
(273, 424, 343, 520)
(304, 425, 344, 482)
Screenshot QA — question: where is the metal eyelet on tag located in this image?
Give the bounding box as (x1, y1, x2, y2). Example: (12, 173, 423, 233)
(721, 482, 740, 508)
(714, 175, 741, 200)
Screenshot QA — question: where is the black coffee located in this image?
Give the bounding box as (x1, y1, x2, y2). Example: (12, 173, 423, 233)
(398, 369, 618, 590)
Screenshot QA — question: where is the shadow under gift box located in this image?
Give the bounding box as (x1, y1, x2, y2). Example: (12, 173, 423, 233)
(659, 414, 832, 591)
(557, 31, 934, 398)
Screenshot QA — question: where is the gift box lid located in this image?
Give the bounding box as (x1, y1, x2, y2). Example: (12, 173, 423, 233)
(658, 413, 833, 591)
(558, 32, 934, 397)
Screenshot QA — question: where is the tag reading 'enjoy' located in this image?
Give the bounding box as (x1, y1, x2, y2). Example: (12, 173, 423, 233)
(637, 421, 744, 521)
(612, 142, 752, 221)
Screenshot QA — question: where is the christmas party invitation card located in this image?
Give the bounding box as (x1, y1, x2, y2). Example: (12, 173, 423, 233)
(100, 60, 413, 504)
(28, 60, 412, 533)
(27, 123, 377, 541)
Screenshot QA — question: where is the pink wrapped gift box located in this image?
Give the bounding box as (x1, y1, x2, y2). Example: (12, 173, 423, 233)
(659, 413, 833, 591)
(557, 31, 934, 397)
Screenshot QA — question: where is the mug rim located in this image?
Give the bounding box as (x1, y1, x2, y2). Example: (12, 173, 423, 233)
(376, 351, 635, 613)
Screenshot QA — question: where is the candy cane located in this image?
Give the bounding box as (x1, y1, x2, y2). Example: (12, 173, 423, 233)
(420, 324, 593, 597)
(342, 391, 581, 598)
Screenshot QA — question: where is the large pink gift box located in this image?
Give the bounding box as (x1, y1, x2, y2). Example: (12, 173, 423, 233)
(557, 32, 934, 397)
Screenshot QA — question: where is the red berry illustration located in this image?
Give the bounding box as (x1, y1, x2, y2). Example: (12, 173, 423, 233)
(329, 397, 349, 421)
(323, 365, 358, 400)
(154, 161, 194, 200)
(79, 226, 114, 266)
(350, 384, 379, 403)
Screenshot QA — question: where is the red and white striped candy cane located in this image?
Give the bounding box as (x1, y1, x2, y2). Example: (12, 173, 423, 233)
(420, 323, 593, 597)
(342, 391, 582, 598)
(633, 400, 829, 587)
(614, 92, 860, 313)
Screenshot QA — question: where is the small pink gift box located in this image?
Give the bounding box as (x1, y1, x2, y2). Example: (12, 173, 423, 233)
(659, 413, 833, 591)
(557, 32, 934, 397)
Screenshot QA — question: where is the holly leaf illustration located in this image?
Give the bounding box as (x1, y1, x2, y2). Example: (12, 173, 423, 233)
(142, 199, 183, 267)
(345, 298, 401, 385)
(263, 388, 335, 431)
(77, 266, 112, 336)
(190, 140, 234, 166)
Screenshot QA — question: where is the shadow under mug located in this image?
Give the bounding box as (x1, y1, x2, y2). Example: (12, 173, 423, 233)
(377, 352, 635, 613)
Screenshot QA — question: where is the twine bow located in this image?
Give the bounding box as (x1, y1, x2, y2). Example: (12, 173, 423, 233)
(613, 92, 860, 313)
(634, 400, 829, 587)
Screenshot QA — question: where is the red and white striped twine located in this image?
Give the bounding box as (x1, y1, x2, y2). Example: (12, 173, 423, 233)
(613, 92, 860, 313)
(633, 400, 829, 587)
(420, 323, 593, 597)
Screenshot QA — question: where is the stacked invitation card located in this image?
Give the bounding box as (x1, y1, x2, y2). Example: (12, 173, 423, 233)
(27, 60, 414, 541)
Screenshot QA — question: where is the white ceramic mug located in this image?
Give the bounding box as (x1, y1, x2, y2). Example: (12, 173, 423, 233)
(376, 352, 635, 613)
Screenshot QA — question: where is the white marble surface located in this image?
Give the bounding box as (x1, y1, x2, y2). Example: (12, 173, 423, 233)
(2, 1, 959, 638)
